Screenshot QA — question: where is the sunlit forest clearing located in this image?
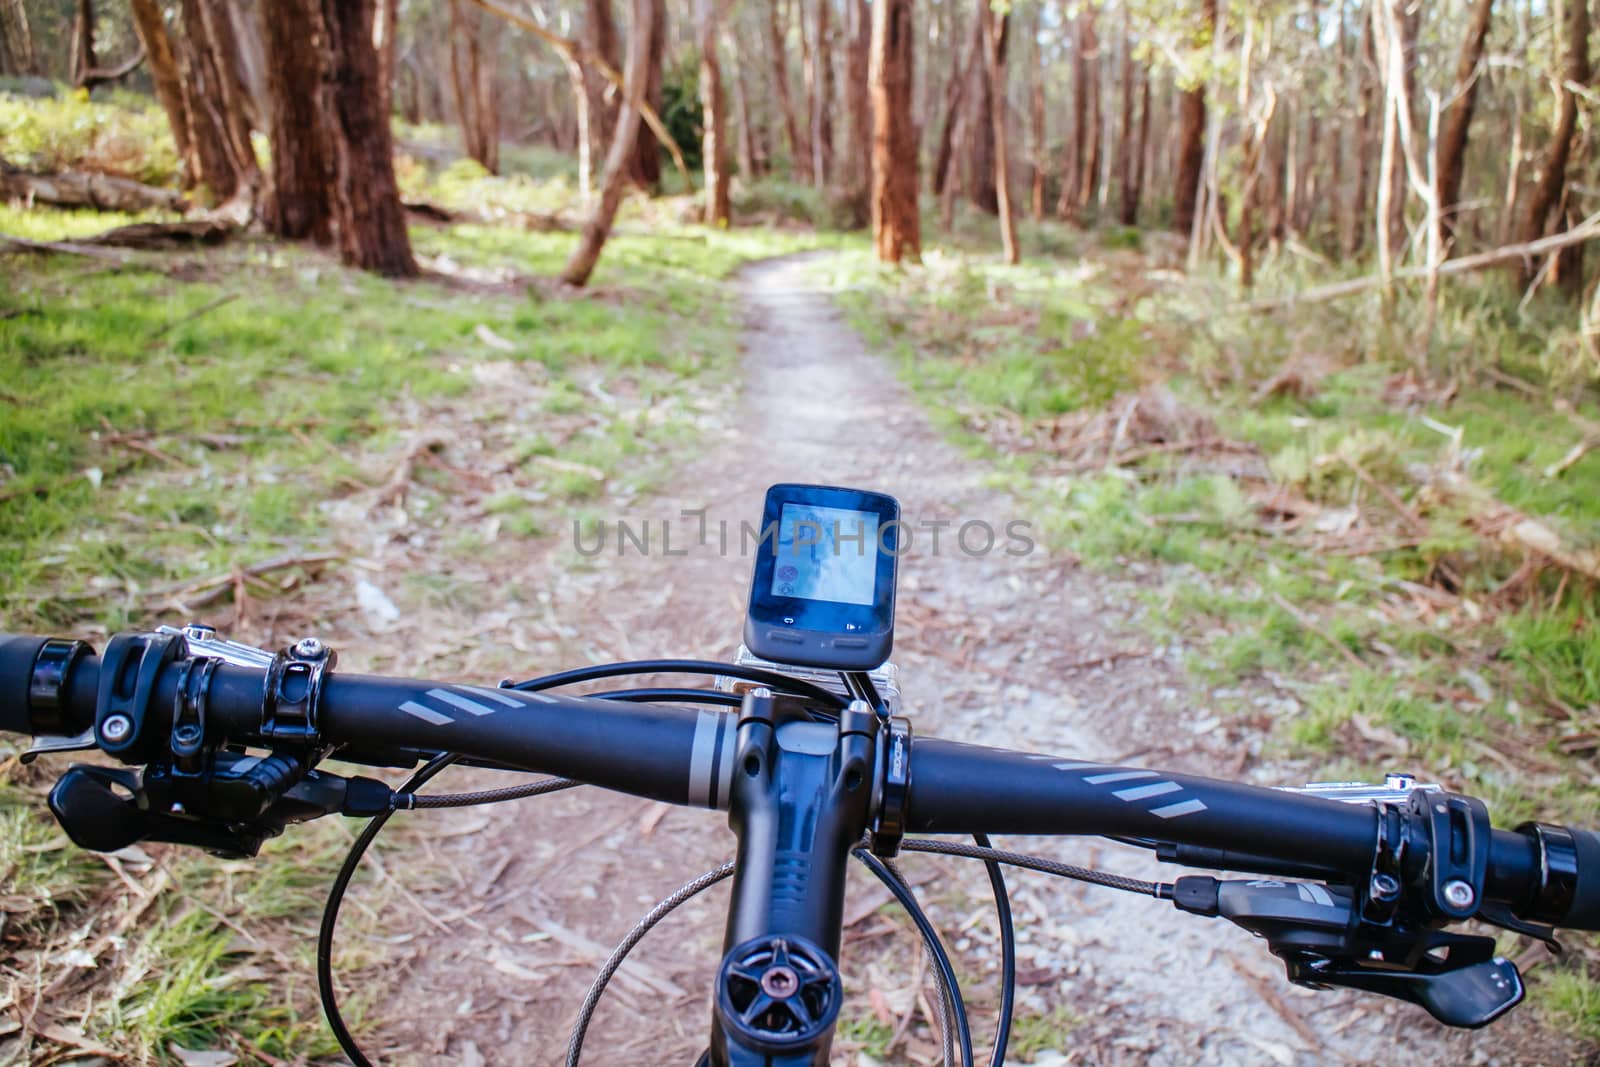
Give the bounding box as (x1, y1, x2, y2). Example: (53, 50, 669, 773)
(2, 0, 1599, 1062)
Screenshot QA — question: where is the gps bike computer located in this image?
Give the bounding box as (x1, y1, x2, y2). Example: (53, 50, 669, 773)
(744, 484, 899, 671)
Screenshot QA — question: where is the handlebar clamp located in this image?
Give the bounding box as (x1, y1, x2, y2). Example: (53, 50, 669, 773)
(261, 637, 336, 746)
(869, 715, 911, 857)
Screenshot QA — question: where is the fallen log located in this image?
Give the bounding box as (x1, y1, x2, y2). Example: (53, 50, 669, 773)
(1, 217, 235, 257)
(1241, 213, 1600, 312)
(0, 168, 187, 214)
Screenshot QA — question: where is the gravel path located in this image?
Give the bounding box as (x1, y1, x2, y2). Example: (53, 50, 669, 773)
(362, 254, 1551, 1066)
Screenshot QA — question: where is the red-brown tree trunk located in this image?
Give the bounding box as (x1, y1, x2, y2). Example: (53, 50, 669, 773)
(964, 0, 1000, 215)
(0, 0, 37, 76)
(566, 0, 657, 285)
(128, 0, 193, 181)
(1436, 0, 1494, 243)
(1117, 12, 1136, 225)
(71, 0, 96, 87)
(697, 0, 730, 225)
(319, 0, 416, 276)
(870, 0, 918, 263)
(177, 0, 260, 203)
(262, 0, 333, 243)
(627, 0, 665, 191)
(1172, 0, 1215, 235)
(582, 0, 622, 191)
(1518, 0, 1590, 274)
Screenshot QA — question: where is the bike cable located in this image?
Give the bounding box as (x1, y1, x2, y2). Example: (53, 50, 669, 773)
(972, 833, 1015, 1067)
(901, 838, 1172, 898)
(855, 848, 974, 1067)
(318, 677, 745, 1066)
(566, 861, 737, 1066)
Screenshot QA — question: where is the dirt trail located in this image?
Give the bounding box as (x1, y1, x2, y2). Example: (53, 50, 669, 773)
(365, 255, 1509, 1066)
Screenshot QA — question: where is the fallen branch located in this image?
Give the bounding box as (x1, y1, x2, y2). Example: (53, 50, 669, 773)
(461, 0, 696, 196)
(144, 552, 342, 609)
(1242, 213, 1600, 312)
(1270, 592, 1368, 671)
(77, 45, 146, 90)
(0, 168, 186, 213)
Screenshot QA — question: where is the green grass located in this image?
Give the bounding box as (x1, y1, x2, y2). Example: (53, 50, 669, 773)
(1, 179, 841, 1060)
(831, 214, 1600, 1038)
(0, 88, 179, 184)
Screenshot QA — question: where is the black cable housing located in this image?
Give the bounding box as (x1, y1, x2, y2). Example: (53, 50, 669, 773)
(854, 848, 975, 1067)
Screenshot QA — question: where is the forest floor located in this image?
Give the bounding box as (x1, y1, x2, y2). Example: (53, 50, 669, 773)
(3, 92, 1598, 1066)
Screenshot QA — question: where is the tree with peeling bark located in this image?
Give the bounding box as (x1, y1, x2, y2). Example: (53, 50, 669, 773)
(448, 0, 499, 174)
(842, 0, 873, 223)
(697, 0, 730, 227)
(870, 0, 918, 264)
(626, 1, 666, 192)
(767, 0, 808, 181)
(1435, 0, 1494, 245)
(1517, 0, 1589, 268)
(262, 0, 334, 243)
(128, 0, 192, 181)
(319, 0, 416, 276)
(565, 0, 658, 286)
(981, 1, 1018, 263)
(1172, 0, 1215, 237)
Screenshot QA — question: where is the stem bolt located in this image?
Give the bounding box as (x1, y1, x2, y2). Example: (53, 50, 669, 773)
(1442, 879, 1476, 910)
(293, 637, 324, 658)
(101, 714, 133, 743)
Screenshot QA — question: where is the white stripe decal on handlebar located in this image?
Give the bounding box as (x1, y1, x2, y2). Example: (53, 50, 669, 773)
(688, 709, 717, 808)
(461, 684, 554, 706)
(1113, 781, 1183, 802)
(400, 700, 452, 726)
(1151, 798, 1208, 819)
(1085, 770, 1159, 785)
(429, 689, 497, 717)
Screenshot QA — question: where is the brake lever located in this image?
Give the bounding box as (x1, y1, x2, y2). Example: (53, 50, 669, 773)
(47, 757, 394, 859)
(1172, 876, 1525, 1028)
(20, 728, 99, 764)
(48, 764, 273, 857)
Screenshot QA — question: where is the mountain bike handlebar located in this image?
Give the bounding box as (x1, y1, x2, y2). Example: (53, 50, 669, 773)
(4, 629, 1598, 1064)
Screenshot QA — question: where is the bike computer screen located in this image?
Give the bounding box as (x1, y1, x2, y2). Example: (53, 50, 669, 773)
(744, 484, 899, 671)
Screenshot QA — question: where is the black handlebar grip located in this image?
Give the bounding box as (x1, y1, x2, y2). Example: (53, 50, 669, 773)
(0, 635, 48, 735)
(1567, 829, 1600, 931)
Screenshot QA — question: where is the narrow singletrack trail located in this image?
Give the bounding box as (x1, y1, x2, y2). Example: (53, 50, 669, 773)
(363, 255, 1517, 1066)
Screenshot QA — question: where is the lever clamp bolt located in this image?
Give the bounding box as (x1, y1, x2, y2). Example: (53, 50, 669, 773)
(1442, 879, 1476, 910)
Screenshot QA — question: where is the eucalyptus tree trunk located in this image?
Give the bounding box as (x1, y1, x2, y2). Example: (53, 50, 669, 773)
(1517, 0, 1589, 262)
(319, 0, 416, 275)
(696, 0, 730, 226)
(565, 0, 656, 285)
(1436, 0, 1494, 244)
(262, 0, 333, 242)
(870, 0, 918, 263)
(983, 4, 1018, 263)
(1172, 0, 1214, 236)
(766, 0, 807, 180)
(129, 0, 192, 180)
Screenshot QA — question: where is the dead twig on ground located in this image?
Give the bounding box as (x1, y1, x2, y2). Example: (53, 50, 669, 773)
(1269, 592, 1367, 671)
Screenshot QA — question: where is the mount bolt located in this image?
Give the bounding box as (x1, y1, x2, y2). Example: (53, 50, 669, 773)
(101, 714, 133, 743)
(294, 637, 324, 658)
(1442, 879, 1476, 910)
(1371, 873, 1401, 899)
